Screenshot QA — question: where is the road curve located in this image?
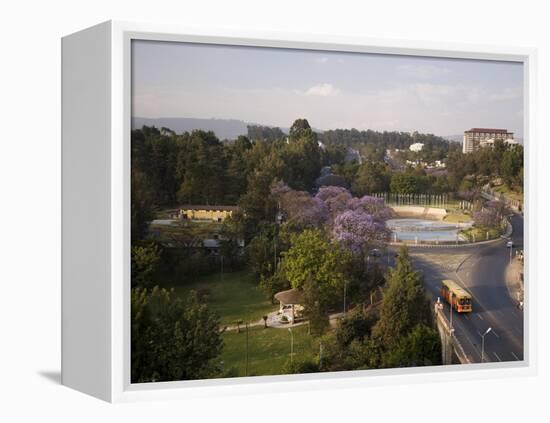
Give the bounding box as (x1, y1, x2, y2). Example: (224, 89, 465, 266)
(401, 215, 524, 364)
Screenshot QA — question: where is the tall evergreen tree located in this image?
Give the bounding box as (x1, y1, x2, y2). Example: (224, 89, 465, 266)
(372, 245, 433, 349)
(131, 287, 223, 383)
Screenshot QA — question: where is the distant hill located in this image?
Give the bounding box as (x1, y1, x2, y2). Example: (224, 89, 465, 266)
(132, 117, 251, 140)
(442, 135, 463, 143)
(132, 117, 326, 140)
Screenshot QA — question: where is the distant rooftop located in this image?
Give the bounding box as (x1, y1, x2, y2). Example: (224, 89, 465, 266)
(465, 128, 513, 134)
(178, 205, 239, 211)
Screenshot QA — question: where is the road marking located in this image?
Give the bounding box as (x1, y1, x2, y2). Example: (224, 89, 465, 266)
(477, 314, 484, 321)
(493, 352, 502, 362)
(492, 330, 500, 339)
(511, 352, 520, 360)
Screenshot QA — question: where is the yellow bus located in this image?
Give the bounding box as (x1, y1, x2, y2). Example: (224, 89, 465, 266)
(440, 279, 472, 313)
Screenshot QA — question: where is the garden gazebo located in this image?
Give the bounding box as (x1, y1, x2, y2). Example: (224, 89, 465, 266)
(274, 288, 304, 324)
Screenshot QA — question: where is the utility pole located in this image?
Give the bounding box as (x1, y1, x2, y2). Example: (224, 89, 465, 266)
(481, 327, 492, 363)
(343, 281, 347, 315)
(245, 322, 249, 376)
(449, 294, 454, 334)
(288, 328, 294, 364)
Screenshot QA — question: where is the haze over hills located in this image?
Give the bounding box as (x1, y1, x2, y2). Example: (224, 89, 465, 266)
(133, 117, 522, 145)
(132, 117, 325, 140)
(442, 135, 464, 143)
(132, 117, 254, 140)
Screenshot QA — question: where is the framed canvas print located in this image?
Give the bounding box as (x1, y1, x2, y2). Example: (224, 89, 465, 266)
(61, 21, 537, 402)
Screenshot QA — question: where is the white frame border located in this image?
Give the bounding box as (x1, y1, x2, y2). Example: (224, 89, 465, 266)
(108, 20, 537, 403)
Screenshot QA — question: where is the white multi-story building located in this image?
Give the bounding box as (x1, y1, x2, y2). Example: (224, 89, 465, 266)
(409, 142, 424, 152)
(462, 128, 514, 153)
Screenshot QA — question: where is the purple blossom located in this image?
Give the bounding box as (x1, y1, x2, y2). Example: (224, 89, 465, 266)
(315, 186, 352, 219)
(332, 209, 389, 255)
(346, 195, 394, 221)
(473, 207, 500, 228)
(273, 187, 328, 228)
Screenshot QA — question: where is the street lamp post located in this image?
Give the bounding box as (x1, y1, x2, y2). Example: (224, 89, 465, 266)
(481, 327, 492, 363)
(343, 280, 347, 315)
(449, 294, 454, 334)
(288, 328, 294, 364)
(245, 322, 249, 376)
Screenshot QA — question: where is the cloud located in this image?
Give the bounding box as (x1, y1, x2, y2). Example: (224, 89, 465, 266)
(488, 87, 522, 101)
(398, 63, 451, 79)
(304, 83, 340, 97)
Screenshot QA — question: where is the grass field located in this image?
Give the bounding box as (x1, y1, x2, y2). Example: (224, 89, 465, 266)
(221, 324, 318, 377)
(460, 226, 502, 242)
(170, 270, 277, 325)
(492, 185, 523, 203)
(443, 211, 473, 223)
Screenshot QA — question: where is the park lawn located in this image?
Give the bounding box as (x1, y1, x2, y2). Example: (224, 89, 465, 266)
(170, 270, 277, 325)
(221, 324, 318, 377)
(460, 226, 502, 242)
(492, 185, 523, 203)
(443, 212, 473, 223)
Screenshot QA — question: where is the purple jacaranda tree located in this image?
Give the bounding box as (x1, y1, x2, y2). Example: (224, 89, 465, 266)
(315, 186, 352, 220)
(486, 200, 510, 220)
(346, 195, 394, 221)
(473, 207, 500, 229)
(271, 183, 328, 229)
(332, 209, 389, 255)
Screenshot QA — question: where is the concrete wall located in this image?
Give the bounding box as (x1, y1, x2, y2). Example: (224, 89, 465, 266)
(391, 206, 447, 220)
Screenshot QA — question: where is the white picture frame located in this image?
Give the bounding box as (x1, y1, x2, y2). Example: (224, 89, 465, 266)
(61, 20, 538, 403)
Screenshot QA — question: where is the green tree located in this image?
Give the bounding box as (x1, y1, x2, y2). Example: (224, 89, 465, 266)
(131, 243, 161, 288)
(382, 324, 442, 368)
(352, 162, 390, 195)
(282, 229, 352, 307)
(218, 215, 245, 271)
(303, 276, 329, 336)
(247, 227, 277, 280)
(176, 130, 226, 204)
(501, 146, 523, 189)
(336, 307, 378, 347)
(390, 173, 419, 194)
(289, 118, 314, 140)
(131, 169, 154, 242)
(131, 287, 223, 383)
(260, 271, 289, 303)
(372, 245, 433, 349)
(282, 356, 319, 374)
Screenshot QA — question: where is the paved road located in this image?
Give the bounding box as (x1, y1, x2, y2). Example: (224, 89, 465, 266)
(391, 215, 524, 363)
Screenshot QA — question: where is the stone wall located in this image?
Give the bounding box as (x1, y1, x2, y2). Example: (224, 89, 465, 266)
(391, 206, 447, 220)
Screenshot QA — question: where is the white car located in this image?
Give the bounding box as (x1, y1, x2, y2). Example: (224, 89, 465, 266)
(506, 240, 514, 248)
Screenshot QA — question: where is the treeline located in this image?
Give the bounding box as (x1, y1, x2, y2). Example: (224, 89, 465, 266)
(131, 119, 324, 241)
(246, 125, 286, 142)
(331, 161, 453, 196)
(446, 140, 523, 192)
(320, 129, 459, 164)
(286, 246, 441, 374)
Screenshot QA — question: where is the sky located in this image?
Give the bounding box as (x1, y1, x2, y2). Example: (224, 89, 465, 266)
(132, 40, 524, 137)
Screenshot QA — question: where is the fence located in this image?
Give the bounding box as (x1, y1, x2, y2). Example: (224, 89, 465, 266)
(371, 192, 476, 211)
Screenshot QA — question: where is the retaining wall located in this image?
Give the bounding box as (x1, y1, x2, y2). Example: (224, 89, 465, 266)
(391, 205, 447, 220)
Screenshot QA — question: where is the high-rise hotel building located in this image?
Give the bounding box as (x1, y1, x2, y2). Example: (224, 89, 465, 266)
(462, 128, 515, 153)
